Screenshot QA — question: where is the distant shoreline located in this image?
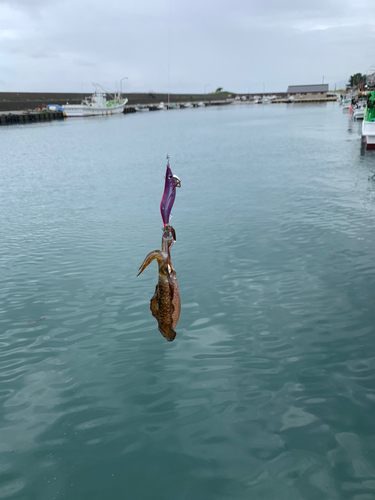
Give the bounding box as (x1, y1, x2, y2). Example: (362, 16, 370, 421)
(0, 91, 289, 112)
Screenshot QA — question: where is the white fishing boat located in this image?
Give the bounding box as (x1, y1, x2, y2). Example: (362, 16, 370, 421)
(183, 102, 193, 108)
(197, 102, 205, 107)
(341, 95, 353, 109)
(361, 92, 375, 149)
(157, 102, 167, 110)
(352, 103, 366, 120)
(63, 84, 127, 117)
(362, 99, 375, 150)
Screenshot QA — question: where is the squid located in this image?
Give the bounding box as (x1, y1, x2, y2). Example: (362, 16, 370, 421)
(138, 158, 181, 341)
(137, 224, 180, 341)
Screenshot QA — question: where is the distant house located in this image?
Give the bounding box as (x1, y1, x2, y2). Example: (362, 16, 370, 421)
(287, 84, 329, 98)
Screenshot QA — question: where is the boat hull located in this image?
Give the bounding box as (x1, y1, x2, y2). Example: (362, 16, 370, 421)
(63, 102, 126, 117)
(353, 109, 365, 120)
(362, 119, 375, 149)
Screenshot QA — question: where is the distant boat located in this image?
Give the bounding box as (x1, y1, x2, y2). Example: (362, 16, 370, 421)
(341, 96, 353, 109)
(167, 103, 180, 109)
(183, 102, 193, 108)
(62, 85, 127, 117)
(197, 102, 205, 107)
(135, 104, 150, 112)
(157, 102, 167, 110)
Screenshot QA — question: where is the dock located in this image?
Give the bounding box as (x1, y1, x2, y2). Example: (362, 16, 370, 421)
(272, 97, 338, 104)
(0, 110, 65, 126)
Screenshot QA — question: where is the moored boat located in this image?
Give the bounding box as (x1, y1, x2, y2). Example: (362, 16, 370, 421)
(361, 92, 375, 149)
(135, 104, 150, 112)
(62, 85, 127, 117)
(167, 103, 180, 109)
(352, 102, 366, 120)
(341, 95, 354, 110)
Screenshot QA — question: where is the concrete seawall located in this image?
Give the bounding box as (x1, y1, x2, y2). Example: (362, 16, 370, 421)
(0, 92, 234, 112)
(0, 110, 65, 126)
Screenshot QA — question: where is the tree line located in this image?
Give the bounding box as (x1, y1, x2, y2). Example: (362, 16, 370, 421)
(348, 73, 367, 88)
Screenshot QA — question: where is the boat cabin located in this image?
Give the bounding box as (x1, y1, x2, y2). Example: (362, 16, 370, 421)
(82, 92, 107, 107)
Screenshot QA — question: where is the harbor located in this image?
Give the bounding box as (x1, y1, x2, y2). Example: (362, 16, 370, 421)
(0, 87, 338, 126)
(0, 90, 232, 125)
(3, 82, 374, 154)
(2, 101, 375, 500)
(2, 0, 375, 494)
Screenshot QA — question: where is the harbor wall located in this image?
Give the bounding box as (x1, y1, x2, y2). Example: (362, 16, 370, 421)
(0, 92, 237, 112)
(0, 111, 65, 125)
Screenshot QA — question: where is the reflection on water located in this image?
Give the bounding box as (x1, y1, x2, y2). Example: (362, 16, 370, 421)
(1, 103, 375, 500)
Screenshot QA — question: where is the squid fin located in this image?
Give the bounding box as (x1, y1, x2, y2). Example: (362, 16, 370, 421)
(158, 325, 176, 342)
(150, 285, 159, 320)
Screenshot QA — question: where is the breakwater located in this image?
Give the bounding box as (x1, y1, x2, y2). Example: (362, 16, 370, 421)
(0, 110, 65, 126)
(0, 92, 233, 112)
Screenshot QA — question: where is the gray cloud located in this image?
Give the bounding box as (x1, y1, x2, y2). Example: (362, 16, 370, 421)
(0, 0, 374, 93)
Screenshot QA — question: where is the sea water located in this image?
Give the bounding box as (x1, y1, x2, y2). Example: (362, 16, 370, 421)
(0, 103, 375, 499)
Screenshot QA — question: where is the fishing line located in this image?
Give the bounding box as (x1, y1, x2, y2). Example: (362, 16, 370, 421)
(168, 25, 171, 112)
(166, 0, 171, 160)
(136, 0, 181, 343)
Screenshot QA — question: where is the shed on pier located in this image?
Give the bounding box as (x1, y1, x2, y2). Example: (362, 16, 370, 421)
(287, 84, 329, 98)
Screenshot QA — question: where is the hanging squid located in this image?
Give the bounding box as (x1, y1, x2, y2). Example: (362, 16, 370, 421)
(137, 224, 180, 341)
(137, 158, 181, 341)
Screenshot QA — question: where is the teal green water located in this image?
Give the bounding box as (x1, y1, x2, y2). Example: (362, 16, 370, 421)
(1, 104, 375, 499)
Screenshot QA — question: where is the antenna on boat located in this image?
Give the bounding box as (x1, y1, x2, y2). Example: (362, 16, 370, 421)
(92, 82, 117, 100)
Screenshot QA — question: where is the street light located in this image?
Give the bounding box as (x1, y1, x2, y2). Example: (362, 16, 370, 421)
(120, 77, 129, 99)
(204, 84, 210, 105)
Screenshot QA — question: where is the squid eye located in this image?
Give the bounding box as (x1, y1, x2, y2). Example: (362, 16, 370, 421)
(168, 174, 173, 179)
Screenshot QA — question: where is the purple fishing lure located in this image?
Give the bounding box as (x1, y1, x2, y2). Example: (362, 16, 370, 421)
(160, 159, 181, 226)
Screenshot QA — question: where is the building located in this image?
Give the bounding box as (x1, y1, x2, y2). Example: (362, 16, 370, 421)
(287, 84, 329, 98)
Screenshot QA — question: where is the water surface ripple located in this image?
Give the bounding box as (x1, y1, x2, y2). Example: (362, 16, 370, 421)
(1, 104, 375, 499)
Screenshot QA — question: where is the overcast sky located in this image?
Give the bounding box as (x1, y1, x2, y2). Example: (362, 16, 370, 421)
(1, 0, 374, 94)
